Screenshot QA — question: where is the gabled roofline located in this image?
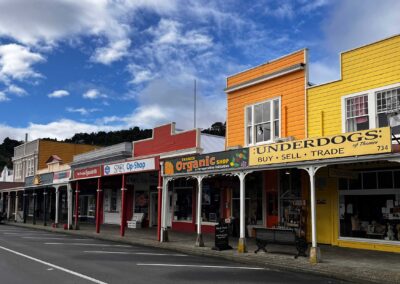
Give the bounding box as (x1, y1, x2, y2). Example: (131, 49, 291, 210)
(308, 33, 400, 90)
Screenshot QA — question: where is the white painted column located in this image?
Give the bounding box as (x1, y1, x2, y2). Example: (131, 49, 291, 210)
(7, 192, 11, 220)
(160, 177, 170, 242)
(301, 165, 324, 264)
(237, 172, 247, 253)
(55, 186, 60, 225)
(67, 184, 72, 230)
(14, 192, 19, 222)
(195, 175, 204, 247)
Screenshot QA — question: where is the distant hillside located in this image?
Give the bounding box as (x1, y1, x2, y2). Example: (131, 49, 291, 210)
(0, 138, 23, 169)
(0, 122, 225, 170)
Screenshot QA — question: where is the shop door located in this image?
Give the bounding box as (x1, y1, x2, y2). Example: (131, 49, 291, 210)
(150, 192, 158, 227)
(166, 191, 173, 228)
(266, 192, 278, 227)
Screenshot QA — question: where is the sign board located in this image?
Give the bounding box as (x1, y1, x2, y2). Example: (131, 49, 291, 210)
(103, 158, 156, 176)
(249, 127, 392, 166)
(164, 149, 248, 175)
(73, 166, 101, 180)
(212, 220, 232, 251)
(53, 170, 71, 184)
(25, 173, 54, 187)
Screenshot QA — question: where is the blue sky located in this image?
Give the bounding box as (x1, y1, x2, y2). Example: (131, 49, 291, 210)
(0, 0, 399, 141)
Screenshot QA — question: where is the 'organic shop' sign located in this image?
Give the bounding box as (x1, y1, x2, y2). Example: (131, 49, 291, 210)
(164, 149, 248, 175)
(103, 158, 156, 176)
(249, 127, 392, 166)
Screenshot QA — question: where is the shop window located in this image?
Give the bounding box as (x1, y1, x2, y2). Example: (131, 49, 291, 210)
(377, 171, 393, 189)
(363, 172, 377, 189)
(345, 94, 369, 132)
(201, 184, 221, 222)
(232, 172, 263, 225)
(339, 194, 400, 242)
(279, 169, 303, 229)
(348, 173, 362, 190)
(245, 98, 280, 145)
(394, 171, 400, 188)
(110, 188, 118, 212)
(134, 190, 149, 217)
(338, 178, 348, 190)
(376, 87, 400, 135)
(173, 188, 193, 221)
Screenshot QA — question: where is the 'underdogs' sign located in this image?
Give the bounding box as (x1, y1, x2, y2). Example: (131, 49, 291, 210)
(250, 127, 391, 166)
(103, 158, 156, 176)
(163, 149, 248, 175)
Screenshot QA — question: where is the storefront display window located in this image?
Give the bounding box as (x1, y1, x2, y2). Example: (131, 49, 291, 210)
(279, 169, 304, 230)
(173, 187, 193, 221)
(339, 169, 400, 242)
(110, 188, 118, 212)
(134, 190, 149, 217)
(201, 184, 221, 223)
(232, 172, 263, 225)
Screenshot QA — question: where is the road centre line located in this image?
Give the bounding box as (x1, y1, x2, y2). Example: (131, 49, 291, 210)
(84, 251, 187, 257)
(136, 263, 266, 270)
(45, 243, 132, 247)
(0, 245, 107, 284)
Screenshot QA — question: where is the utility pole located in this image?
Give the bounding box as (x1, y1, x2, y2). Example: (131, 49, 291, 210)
(194, 79, 197, 128)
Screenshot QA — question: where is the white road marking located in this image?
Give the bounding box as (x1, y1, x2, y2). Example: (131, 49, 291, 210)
(136, 263, 265, 270)
(23, 237, 88, 240)
(4, 232, 67, 236)
(47, 268, 54, 271)
(84, 251, 187, 257)
(0, 245, 107, 284)
(45, 242, 131, 247)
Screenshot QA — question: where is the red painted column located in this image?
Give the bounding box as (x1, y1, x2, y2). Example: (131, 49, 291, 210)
(120, 174, 126, 236)
(74, 182, 80, 230)
(157, 169, 162, 241)
(96, 178, 102, 234)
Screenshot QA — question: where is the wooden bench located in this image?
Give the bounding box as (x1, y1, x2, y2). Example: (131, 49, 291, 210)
(254, 228, 307, 258)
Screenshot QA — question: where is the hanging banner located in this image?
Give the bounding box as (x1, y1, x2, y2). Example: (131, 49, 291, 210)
(249, 127, 392, 166)
(163, 149, 248, 175)
(103, 158, 156, 176)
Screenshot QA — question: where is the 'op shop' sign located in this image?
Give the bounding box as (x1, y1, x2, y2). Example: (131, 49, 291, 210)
(103, 158, 156, 176)
(249, 127, 392, 166)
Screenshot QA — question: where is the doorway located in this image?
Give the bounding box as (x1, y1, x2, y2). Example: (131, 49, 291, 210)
(150, 192, 158, 227)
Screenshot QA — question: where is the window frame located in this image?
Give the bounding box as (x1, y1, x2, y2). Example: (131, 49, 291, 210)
(341, 82, 400, 133)
(244, 97, 281, 146)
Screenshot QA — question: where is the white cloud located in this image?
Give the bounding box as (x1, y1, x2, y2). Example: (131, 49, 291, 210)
(83, 89, 107, 99)
(0, 0, 178, 64)
(91, 39, 131, 65)
(0, 119, 117, 141)
(149, 19, 213, 48)
(0, 44, 44, 83)
(6, 84, 27, 96)
(0, 91, 9, 102)
(323, 0, 400, 52)
(127, 64, 156, 85)
(48, 89, 69, 98)
(66, 107, 100, 115)
(309, 60, 340, 85)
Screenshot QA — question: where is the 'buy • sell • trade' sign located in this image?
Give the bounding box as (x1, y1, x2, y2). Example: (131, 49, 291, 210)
(249, 127, 392, 166)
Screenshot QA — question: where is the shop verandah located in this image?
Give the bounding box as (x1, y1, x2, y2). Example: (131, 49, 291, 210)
(160, 151, 400, 263)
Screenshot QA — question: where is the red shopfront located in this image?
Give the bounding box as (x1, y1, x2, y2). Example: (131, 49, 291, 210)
(72, 166, 103, 229)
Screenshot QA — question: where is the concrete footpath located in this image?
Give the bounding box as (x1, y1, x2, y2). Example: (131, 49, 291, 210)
(6, 222, 400, 284)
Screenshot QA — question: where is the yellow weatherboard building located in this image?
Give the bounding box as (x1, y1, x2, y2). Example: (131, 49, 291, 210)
(307, 35, 400, 253)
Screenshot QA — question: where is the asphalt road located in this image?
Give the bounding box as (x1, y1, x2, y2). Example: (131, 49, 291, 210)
(0, 225, 347, 284)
